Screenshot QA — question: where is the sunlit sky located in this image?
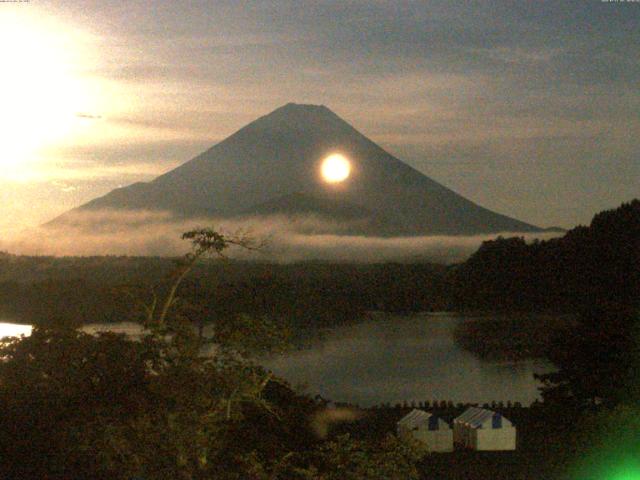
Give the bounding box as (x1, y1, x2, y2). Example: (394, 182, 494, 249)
(0, 0, 638, 233)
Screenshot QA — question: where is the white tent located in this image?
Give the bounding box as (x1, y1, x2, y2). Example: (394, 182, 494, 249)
(453, 407, 516, 451)
(397, 409, 453, 452)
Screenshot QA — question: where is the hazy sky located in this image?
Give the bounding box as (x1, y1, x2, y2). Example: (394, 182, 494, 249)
(0, 0, 638, 233)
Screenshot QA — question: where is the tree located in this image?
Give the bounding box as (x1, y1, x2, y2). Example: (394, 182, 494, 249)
(450, 199, 640, 312)
(536, 306, 640, 409)
(0, 228, 421, 479)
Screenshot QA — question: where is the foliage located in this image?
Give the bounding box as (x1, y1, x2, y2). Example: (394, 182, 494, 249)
(0, 329, 419, 479)
(295, 433, 422, 480)
(0, 258, 448, 339)
(536, 306, 640, 409)
(0, 228, 421, 479)
(0, 324, 310, 479)
(450, 199, 640, 312)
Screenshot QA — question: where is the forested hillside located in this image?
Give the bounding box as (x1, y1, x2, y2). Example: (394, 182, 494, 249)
(0, 256, 449, 329)
(450, 199, 640, 312)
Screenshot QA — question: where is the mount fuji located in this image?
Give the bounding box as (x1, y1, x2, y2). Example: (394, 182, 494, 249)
(51, 103, 541, 236)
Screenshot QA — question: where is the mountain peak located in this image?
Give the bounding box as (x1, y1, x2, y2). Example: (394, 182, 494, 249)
(50, 104, 541, 236)
(252, 103, 346, 131)
(277, 102, 331, 113)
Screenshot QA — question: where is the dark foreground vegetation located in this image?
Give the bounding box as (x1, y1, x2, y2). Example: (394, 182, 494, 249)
(0, 200, 638, 478)
(0, 326, 423, 479)
(0, 230, 423, 479)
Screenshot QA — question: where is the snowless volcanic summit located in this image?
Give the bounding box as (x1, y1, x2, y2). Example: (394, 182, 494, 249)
(54, 103, 541, 235)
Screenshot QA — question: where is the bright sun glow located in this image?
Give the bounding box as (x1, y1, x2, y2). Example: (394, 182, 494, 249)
(321, 153, 351, 183)
(0, 11, 96, 174)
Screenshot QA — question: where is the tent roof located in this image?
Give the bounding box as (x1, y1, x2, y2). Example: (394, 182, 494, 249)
(397, 409, 449, 430)
(454, 407, 512, 428)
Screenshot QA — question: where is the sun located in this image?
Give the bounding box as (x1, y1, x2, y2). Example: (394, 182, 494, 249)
(321, 153, 351, 183)
(0, 11, 94, 173)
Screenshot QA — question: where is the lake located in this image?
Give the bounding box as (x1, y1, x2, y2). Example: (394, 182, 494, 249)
(263, 313, 553, 407)
(0, 313, 552, 407)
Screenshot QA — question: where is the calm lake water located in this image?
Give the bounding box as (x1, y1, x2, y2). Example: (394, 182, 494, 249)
(263, 313, 553, 407)
(0, 313, 552, 407)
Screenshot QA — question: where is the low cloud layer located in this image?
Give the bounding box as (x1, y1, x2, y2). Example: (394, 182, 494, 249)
(1, 209, 561, 264)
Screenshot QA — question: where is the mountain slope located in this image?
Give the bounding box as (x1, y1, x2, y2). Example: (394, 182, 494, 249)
(53, 103, 540, 235)
(243, 192, 371, 220)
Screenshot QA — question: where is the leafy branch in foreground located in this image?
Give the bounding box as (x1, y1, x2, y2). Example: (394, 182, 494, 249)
(0, 228, 420, 480)
(156, 227, 266, 328)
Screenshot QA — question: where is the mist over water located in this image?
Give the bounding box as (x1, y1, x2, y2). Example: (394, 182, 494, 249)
(1, 209, 560, 263)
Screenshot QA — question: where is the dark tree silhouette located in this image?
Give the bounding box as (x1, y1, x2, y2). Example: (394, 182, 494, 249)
(536, 306, 640, 408)
(450, 199, 640, 312)
(0, 228, 421, 480)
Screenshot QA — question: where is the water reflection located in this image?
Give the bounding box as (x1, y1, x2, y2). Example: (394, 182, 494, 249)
(263, 313, 552, 407)
(0, 323, 32, 339)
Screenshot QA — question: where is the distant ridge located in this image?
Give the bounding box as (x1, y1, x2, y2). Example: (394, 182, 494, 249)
(49, 103, 542, 235)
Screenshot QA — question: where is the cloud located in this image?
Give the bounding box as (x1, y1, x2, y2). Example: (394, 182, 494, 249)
(75, 113, 102, 119)
(0, 209, 561, 263)
(51, 181, 77, 192)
